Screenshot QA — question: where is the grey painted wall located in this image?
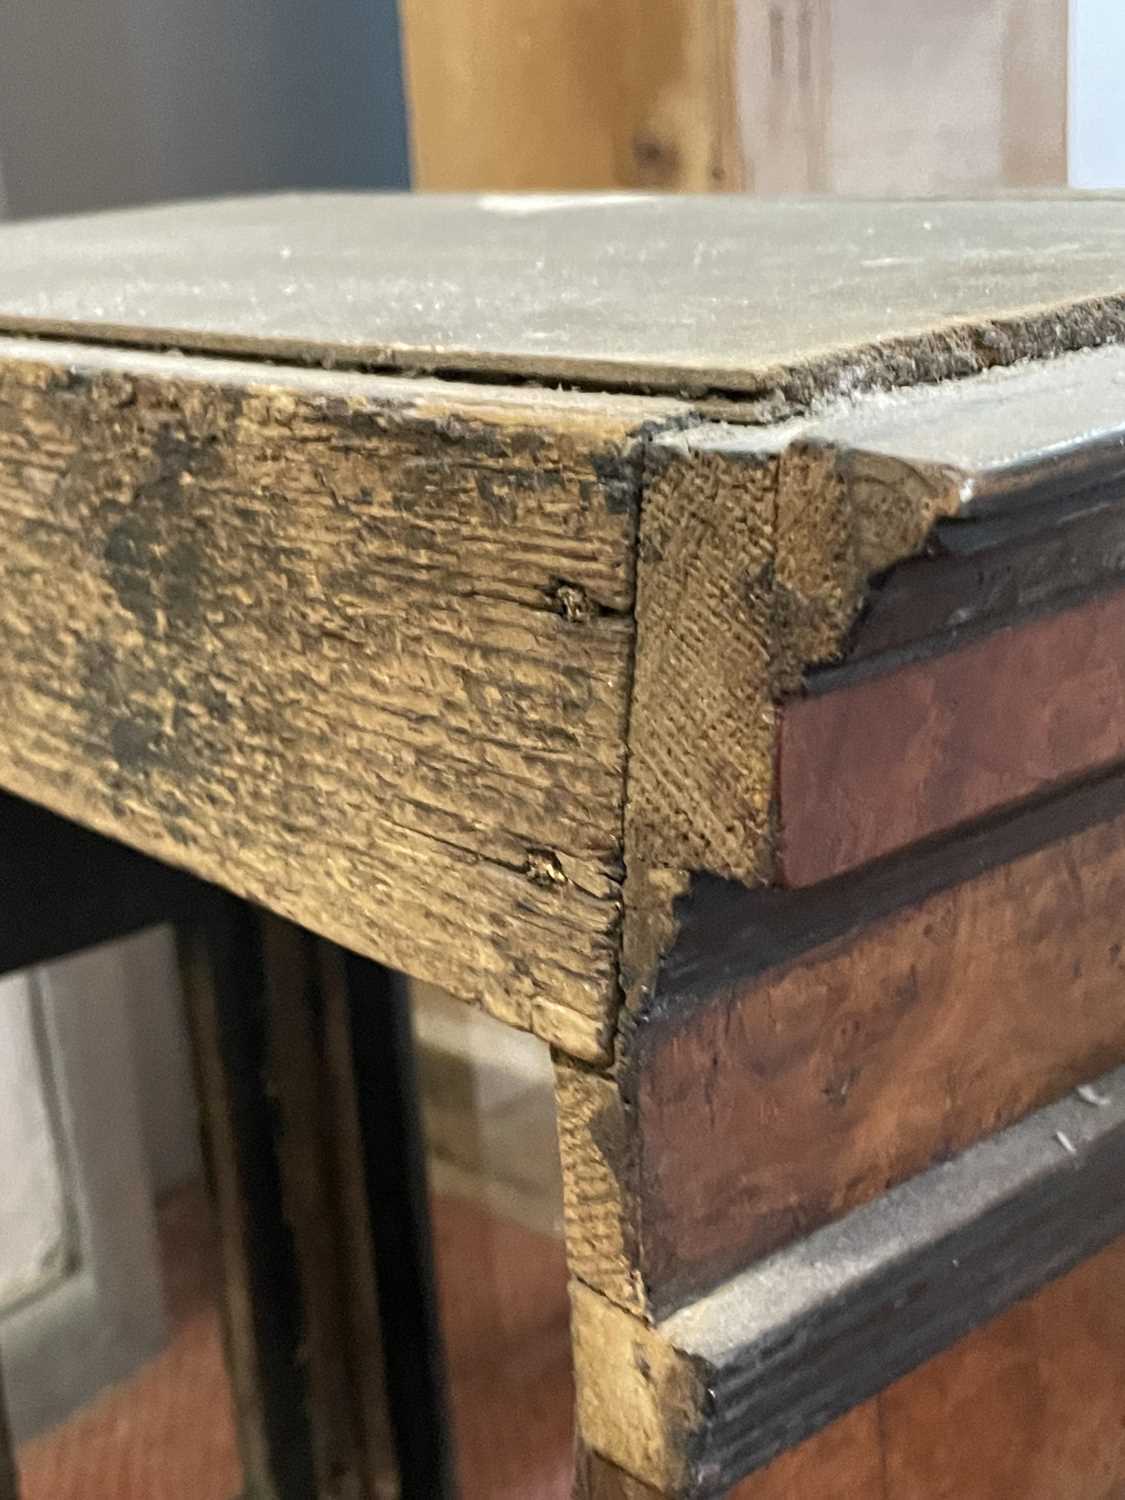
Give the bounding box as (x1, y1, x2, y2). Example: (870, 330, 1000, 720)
(0, 0, 410, 218)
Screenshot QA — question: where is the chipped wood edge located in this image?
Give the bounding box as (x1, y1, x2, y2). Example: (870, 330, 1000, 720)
(570, 1280, 707, 1496)
(574, 1063, 1125, 1496)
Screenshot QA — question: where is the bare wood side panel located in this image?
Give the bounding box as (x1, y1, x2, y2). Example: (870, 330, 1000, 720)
(400, 0, 741, 192)
(779, 587, 1125, 885)
(0, 339, 657, 1059)
(635, 807, 1125, 1302)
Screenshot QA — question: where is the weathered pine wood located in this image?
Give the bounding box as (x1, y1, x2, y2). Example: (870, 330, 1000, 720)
(777, 584, 1125, 885)
(736, 0, 1067, 196)
(631, 339, 1125, 902)
(178, 899, 317, 1500)
(0, 337, 675, 1059)
(399, 0, 741, 192)
(573, 1064, 1125, 1494)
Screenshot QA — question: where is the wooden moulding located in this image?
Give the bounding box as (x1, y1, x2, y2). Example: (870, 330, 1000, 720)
(629, 767, 1125, 1309)
(628, 340, 1125, 907)
(573, 1064, 1125, 1496)
(583, 1238, 1125, 1500)
(778, 581, 1125, 886)
(0, 335, 684, 1061)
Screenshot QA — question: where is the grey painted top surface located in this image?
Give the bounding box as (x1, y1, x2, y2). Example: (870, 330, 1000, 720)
(3, 192, 1125, 393)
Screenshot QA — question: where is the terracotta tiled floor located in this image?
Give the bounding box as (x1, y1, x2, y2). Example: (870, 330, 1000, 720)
(16, 1183, 575, 1500)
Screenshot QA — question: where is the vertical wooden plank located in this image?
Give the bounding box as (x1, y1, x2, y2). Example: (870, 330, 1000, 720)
(343, 952, 456, 1500)
(1001, 0, 1068, 186)
(398, 0, 742, 190)
(179, 899, 318, 1500)
(257, 917, 373, 1500)
(320, 946, 401, 1500)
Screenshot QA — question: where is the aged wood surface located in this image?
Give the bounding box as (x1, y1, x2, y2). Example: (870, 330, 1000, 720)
(599, 1237, 1125, 1499)
(631, 341, 1125, 901)
(0, 336, 680, 1059)
(574, 1066, 1125, 1494)
(400, 0, 740, 193)
(178, 902, 316, 1500)
(877, 1233, 1125, 1500)
(580, 1405, 882, 1499)
(778, 584, 1125, 885)
(5, 195, 1125, 402)
(635, 783, 1125, 1304)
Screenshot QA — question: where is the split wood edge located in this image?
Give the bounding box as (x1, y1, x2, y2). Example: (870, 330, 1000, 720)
(570, 1065, 1125, 1496)
(569, 339, 1125, 1311)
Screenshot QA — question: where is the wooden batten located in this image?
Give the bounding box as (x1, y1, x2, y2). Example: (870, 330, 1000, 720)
(0, 337, 670, 1060)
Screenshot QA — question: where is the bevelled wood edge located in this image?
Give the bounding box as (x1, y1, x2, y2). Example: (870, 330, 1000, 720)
(576, 1064, 1125, 1497)
(659, 739, 1125, 1015)
(624, 342, 1125, 1022)
(778, 584, 1125, 885)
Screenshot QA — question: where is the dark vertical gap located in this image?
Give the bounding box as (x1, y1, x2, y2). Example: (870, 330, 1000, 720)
(0, 1363, 18, 1500)
(342, 952, 456, 1500)
(197, 892, 318, 1500)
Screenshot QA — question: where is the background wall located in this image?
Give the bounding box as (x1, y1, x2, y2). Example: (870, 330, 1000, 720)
(0, 0, 412, 1311)
(0, 0, 409, 217)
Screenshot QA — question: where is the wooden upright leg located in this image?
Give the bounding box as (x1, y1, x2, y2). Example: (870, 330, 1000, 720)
(183, 895, 456, 1500)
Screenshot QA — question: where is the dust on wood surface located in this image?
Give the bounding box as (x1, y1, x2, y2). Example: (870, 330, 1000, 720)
(728, 1236, 1125, 1499)
(0, 337, 681, 1060)
(3, 194, 1125, 402)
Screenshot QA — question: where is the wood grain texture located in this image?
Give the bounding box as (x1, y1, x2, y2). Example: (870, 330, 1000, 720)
(656, 1061, 1125, 1490)
(779, 586, 1125, 885)
(629, 342, 1125, 933)
(635, 802, 1125, 1304)
(702, 1238, 1125, 1500)
(575, 1068, 1125, 1494)
(177, 905, 315, 1500)
(400, 0, 741, 192)
(578, 1405, 882, 1499)
(878, 1234, 1125, 1500)
(0, 337, 672, 1059)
